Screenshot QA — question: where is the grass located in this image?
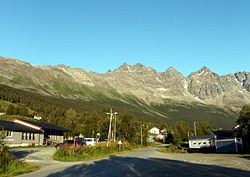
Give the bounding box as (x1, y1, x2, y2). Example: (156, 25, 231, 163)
(225, 154, 250, 158)
(0, 146, 38, 177)
(156, 145, 187, 153)
(53, 142, 142, 162)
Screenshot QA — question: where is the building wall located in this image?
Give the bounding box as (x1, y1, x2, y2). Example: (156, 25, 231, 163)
(189, 138, 214, 149)
(48, 135, 64, 143)
(149, 128, 160, 135)
(4, 131, 22, 146)
(36, 133, 44, 145)
(215, 138, 242, 153)
(2, 131, 44, 147)
(21, 133, 44, 146)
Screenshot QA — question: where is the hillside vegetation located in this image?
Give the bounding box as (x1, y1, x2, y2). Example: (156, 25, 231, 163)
(0, 84, 238, 129)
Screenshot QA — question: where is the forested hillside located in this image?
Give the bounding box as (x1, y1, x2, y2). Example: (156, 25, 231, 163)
(0, 83, 238, 130)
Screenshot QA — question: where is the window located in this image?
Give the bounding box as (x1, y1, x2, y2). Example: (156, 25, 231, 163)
(6, 131, 13, 137)
(193, 143, 196, 145)
(22, 133, 26, 140)
(203, 142, 206, 144)
(22, 133, 35, 140)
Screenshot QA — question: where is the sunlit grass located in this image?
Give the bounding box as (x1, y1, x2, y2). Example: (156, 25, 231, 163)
(0, 146, 38, 177)
(53, 141, 141, 162)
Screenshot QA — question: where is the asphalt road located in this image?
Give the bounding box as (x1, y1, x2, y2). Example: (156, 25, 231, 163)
(13, 146, 250, 177)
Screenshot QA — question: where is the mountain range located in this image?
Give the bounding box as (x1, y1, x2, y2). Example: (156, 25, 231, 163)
(0, 57, 249, 128)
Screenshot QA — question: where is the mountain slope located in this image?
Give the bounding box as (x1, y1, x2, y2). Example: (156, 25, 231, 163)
(0, 57, 248, 128)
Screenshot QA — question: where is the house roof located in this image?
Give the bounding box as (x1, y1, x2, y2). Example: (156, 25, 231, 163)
(189, 135, 215, 141)
(15, 119, 70, 132)
(150, 127, 159, 130)
(0, 120, 42, 133)
(212, 130, 235, 139)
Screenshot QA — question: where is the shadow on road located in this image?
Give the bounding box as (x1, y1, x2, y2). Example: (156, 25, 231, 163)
(47, 156, 250, 177)
(10, 149, 39, 159)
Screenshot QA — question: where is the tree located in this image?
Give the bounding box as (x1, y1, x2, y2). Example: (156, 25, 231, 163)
(0, 128, 6, 146)
(6, 105, 15, 115)
(117, 113, 139, 144)
(237, 105, 250, 152)
(80, 111, 101, 138)
(165, 130, 182, 145)
(195, 122, 211, 136)
(0, 104, 4, 112)
(174, 121, 190, 141)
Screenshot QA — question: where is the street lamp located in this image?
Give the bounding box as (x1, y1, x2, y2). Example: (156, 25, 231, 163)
(141, 124, 144, 146)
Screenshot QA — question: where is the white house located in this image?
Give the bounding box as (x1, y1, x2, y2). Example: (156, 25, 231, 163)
(188, 130, 243, 153)
(149, 127, 160, 135)
(188, 135, 215, 149)
(34, 116, 42, 120)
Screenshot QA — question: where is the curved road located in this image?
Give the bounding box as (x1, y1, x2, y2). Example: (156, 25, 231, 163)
(13, 146, 250, 177)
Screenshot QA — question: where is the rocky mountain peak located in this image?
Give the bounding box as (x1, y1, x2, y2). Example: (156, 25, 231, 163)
(131, 63, 156, 73)
(163, 67, 184, 79)
(165, 66, 177, 72)
(200, 66, 210, 72)
(55, 64, 71, 69)
(188, 66, 217, 78)
(187, 66, 223, 100)
(115, 62, 131, 72)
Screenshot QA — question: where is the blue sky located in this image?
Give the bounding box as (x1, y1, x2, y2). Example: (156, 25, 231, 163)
(0, 0, 249, 76)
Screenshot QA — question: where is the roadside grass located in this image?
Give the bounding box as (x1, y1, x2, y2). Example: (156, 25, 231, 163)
(156, 145, 187, 153)
(225, 154, 250, 159)
(53, 141, 142, 162)
(0, 146, 38, 177)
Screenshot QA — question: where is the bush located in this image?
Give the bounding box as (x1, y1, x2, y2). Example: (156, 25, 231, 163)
(0, 146, 37, 177)
(53, 141, 139, 162)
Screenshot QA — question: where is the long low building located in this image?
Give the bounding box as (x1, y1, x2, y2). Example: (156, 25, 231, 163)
(188, 130, 243, 153)
(0, 119, 70, 147)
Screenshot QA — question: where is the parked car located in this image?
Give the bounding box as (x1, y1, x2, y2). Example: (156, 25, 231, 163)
(84, 138, 96, 146)
(55, 138, 86, 149)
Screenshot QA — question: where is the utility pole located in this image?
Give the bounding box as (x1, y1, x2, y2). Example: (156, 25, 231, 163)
(141, 124, 144, 146)
(106, 109, 118, 146)
(106, 109, 112, 146)
(113, 112, 117, 141)
(194, 122, 197, 136)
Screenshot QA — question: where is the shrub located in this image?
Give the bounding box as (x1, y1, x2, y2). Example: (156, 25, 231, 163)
(0, 146, 38, 177)
(53, 141, 139, 162)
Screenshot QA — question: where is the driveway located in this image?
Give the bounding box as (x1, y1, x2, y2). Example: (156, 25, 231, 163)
(11, 147, 60, 168)
(13, 146, 250, 177)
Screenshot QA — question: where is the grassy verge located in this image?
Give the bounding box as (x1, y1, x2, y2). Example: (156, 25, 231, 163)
(156, 145, 187, 153)
(0, 146, 38, 177)
(53, 142, 142, 162)
(225, 154, 250, 158)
